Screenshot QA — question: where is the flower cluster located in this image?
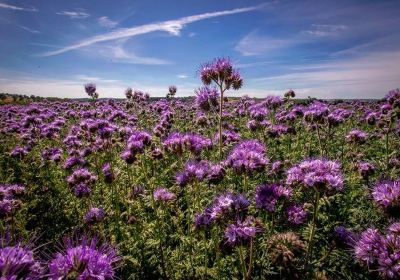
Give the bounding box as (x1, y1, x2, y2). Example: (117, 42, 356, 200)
(285, 158, 344, 192)
(372, 180, 400, 210)
(346, 129, 368, 144)
(255, 183, 292, 212)
(0, 242, 43, 279)
(354, 223, 400, 279)
(84, 207, 105, 224)
(84, 83, 98, 99)
(195, 86, 219, 112)
(41, 147, 62, 162)
(48, 237, 119, 279)
(195, 192, 249, 229)
(66, 168, 97, 197)
(286, 204, 307, 225)
(199, 57, 243, 90)
(224, 216, 263, 246)
(153, 187, 176, 202)
(0, 183, 25, 216)
(121, 131, 152, 164)
(226, 140, 268, 174)
(162, 132, 212, 155)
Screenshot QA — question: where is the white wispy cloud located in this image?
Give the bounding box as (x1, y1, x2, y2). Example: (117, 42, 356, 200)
(41, 5, 260, 57)
(178, 74, 188, 79)
(98, 16, 118, 28)
(75, 75, 120, 83)
(306, 24, 347, 37)
(19, 25, 41, 34)
(56, 10, 90, 19)
(251, 51, 400, 99)
(235, 31, 293, 56)
(0, 2, 37, 12)
(96, 43, 171, 65)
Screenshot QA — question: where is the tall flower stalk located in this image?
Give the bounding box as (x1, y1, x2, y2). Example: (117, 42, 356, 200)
(199, 58, 243, 159)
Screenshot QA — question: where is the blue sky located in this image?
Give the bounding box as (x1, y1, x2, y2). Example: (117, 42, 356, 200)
(0, 0, 399, 99)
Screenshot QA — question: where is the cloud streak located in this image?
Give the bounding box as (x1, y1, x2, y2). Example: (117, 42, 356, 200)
(41, 5, 260, 57)
(0, 2, 37, 12)
(56, 10, 90, 19)
(98, 16, 118, 28)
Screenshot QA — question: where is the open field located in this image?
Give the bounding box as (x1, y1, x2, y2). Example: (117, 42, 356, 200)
(1, 76, 400, 279)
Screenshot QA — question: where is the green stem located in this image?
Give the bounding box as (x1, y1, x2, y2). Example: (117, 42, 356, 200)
(238, 245, 247, 280)
(218, 83, 224, 160)
(304, 190, 320, 271)
(246, 238, 254, 280)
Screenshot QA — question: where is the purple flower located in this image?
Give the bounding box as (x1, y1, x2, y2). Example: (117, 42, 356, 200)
(42, 147, 62, 162)
(199, 57, 243, 90)
(303, 101, 329, 123)
(153, 187, 176, 202)
(67, 168, 96, 197)
(10, 146, 28, 157)
(372, 180, 400, 209)
(357, 161, 375, 178)
(63, 156, 87, 170)
(0, 183, 25, 216)
(84, 207, 105, 224)
(354, 228, 383, 265)
(346, 129, 368, 144)
(175, 160, 210, 186)
(85, 83, 98, 98)
(354, 223, 400, 279)
(224, 216, 262, 246)
(195, 86, 219, 111)
(226, 140, 268, 174)
(163, 132, 211, 155)
(0, 243, 43, 279)
(48, 237, 119, 280)
(255, 183, 292, 212)
(333, 226, 358, 248)
(207, 163, 225, 184)
(102, 163, 115, 184)
(286, 204, 307, 224)
(286, 158, 344, 192)
(264, 95, 283, 109)
(197, 192, 249, 224)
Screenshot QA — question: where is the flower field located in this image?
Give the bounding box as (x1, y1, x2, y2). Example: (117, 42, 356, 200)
(1, 58, 400, 279)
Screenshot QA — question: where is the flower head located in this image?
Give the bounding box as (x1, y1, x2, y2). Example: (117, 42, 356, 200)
(286, 158, 343, 192)
(195, 86, 219, 112)
(224, 216, 262, 246)
(255, 183, 292, 212)
(226, 140, 268, 174)
(372, 180, 400, 210)
(0, 243, 43, 279)
(286, 204, 307, 225)
(154, 187, 176, 202)
(48, 237, 119, 280)
(84, 207, 105, 224)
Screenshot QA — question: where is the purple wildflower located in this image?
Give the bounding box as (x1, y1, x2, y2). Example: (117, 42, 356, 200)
(286, 158, 344, 192)
(48, 237, 119, 280)
(224, 216, 262, 246)
(153, 187, 176, 202)
(0, 243, 43, 279)
(195, 86, 219, 112)
(286, 204, 307, 225)
(102, 163, 115, 184)
(226, 140, 268, 174)
(255, 183, 292, 212)
(84, 207, 105, 224)
(372, 180, 400, 209)
(346, 129, 368, 144)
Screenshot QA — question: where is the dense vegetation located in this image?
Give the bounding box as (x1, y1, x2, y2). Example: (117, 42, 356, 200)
(1, 58, 400, 279)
